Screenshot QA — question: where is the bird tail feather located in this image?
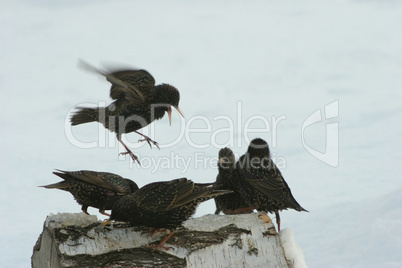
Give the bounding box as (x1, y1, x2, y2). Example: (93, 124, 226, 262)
(39, 181, 70, 189)
(70, 107, 99, 125)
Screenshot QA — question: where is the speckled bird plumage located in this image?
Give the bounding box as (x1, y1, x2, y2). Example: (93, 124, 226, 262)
(214, 148, 255, 215)
(109, 178, 231, 229)
(41, 170, 139, 216)
(70, 61, 183, 163)
(235, 138, 307, 230)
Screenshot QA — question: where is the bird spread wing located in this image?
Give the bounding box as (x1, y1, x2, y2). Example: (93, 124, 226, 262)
(108, 69, 154, 102)
(54, 170, 130, 195)
(79, 60, 153, 105)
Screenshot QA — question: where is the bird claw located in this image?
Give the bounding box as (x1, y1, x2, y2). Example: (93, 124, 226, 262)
(138, 138, 160, 149)
(143, 231, 175, 252)
(102, 219, 111, 227)
(119, 151, 141, 165)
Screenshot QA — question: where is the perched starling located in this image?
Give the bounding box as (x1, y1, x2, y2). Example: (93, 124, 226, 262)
(70, 61, 183, 164)
(214, 148, 255, 215)
(235, 138, 308, 231)
(106, 178, 231, 250)
(40, 170, 139, 216)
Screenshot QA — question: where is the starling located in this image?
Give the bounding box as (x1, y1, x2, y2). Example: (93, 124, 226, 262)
(70, 61, 183, 164)
(106, 178, 231, 250)
(235, 138, 308, 231)
(214, 148, 255, 215)
(40, 170, 139, 216)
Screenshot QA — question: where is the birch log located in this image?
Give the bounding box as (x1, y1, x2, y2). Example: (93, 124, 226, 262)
(32, 212, 305, 268)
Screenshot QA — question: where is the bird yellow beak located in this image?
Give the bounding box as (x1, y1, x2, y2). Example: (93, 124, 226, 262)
(168, 106, 184, 126)
(175, 106, 184, 118)
(102, 219, 110, 227)
(168, 107, 172, 126)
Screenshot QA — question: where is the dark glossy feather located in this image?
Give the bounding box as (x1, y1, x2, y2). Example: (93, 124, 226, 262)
(214, 148, 254, 214)
(71, 61, 183, 163)
(236, 138, 307, 213)
(40, 170, 139, 215)
(234, 138, 307, 230)
(110, 178, 231, 229)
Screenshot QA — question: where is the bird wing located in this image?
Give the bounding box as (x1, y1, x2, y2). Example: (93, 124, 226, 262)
(238, 163, 289, 201)
(239, 165, 285, 191)
(239, 166, 306, 211)
(135, 178, 228, 212)
(134, 178, 192, 211)
(166, 182, 230, 210)
(54, 170, 131, 195)
(78, 60, 152, 105)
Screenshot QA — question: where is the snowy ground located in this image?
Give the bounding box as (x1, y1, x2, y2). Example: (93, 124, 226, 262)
(1, 0, 401, 267)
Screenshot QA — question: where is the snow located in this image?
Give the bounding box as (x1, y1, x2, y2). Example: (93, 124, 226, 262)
(1, 0, 401, 267)
(280, 228, 308, 268)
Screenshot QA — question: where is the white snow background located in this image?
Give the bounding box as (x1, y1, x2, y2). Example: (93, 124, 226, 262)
(1, 0, 401, 267)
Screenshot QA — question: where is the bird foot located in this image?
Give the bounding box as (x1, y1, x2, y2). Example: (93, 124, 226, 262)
(119, 151, 141, 165)
(102, 219, 111, 227)
(144, 231, 175, 252)
(81, 209, 90, 215)
(138, 137, 160, 149)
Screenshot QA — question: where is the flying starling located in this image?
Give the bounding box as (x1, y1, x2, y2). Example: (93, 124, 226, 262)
(40, 170, 139, 216)
(106, 178, 231, 251)
(214, 148, 255, 215)
(236, 138, 308, 231)
(70, 60, 183, 164)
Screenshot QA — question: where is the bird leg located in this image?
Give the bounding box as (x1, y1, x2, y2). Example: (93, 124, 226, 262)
(134, 131, 160, 149)
(99, 209, 111, 217)
(144, 231, 175, 252)
(81, 205, 90, 215)
(117, 137, 140, 165)
(275, 211, 281, 232)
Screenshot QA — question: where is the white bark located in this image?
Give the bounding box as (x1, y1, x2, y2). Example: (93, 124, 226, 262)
(32, 212, 306, 268)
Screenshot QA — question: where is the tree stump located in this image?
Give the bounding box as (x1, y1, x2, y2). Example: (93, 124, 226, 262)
(32, 212, 306, 267)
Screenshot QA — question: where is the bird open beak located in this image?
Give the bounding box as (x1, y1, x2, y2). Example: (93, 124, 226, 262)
(168, 106, 184, 126)
(175, 106, 184, 118)
(168, 107, 172, 126)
